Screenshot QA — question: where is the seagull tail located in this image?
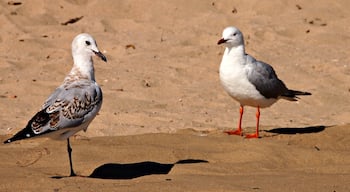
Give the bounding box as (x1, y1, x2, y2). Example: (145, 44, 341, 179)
(281, 89, 311, 101)
(3, 108, 50, 144)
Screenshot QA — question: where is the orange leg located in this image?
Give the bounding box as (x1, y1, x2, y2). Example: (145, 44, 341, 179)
(225, 105, 243, 136)
(245, 106, 260, 138)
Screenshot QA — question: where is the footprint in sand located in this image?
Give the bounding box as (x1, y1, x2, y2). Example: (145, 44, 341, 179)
(16, 147, 50, 167)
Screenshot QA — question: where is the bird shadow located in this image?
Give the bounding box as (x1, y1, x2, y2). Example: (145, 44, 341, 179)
(264, 125, 327, 135)
(52, 159, 208, 180)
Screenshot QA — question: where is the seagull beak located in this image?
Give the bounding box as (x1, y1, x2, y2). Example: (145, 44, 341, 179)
(93, 50, 107, 62)
(217, 38, 228, 45)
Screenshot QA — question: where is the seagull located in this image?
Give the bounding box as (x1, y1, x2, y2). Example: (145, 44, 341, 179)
(217, 26, 311, 138)
(3, 33, 107, 176)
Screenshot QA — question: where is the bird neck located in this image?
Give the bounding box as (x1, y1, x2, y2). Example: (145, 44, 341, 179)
(222, 45, 246, 65)
(224, 45, 245, 58)
(68, 55, 95, 81)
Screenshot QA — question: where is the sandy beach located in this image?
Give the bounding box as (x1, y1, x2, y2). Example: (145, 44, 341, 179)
(0, 0, 349, 191)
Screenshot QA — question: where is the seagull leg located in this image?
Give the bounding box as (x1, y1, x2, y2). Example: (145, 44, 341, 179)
(67, 138, 77, 177)
(225, 105, 243, 136)
(245, 106, 260, 138)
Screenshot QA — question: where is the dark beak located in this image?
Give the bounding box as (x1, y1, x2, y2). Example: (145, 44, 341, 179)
(93, 50, 107, 62)
(217, 38, 227, 45)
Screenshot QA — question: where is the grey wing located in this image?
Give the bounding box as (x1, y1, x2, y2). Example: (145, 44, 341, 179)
(4, 81, 102, 143)
(42, 86, 64, 109)
(38, 81, 103, 134)
(246, 56, 289, 99)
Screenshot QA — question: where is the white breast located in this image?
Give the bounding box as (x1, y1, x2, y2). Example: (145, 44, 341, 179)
(219, 51, 277, 108)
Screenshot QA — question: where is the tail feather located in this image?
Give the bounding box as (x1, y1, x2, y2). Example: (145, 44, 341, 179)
(289, 90, 312, 96)
(281, 89, 311, 101)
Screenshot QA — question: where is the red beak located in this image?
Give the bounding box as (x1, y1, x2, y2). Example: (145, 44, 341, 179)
(217, 38, 227, 45)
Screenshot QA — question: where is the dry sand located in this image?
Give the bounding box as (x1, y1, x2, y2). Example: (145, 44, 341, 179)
(0, 0, 349, 191)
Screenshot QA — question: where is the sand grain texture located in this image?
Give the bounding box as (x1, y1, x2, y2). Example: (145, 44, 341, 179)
(0, 0, 349, 191)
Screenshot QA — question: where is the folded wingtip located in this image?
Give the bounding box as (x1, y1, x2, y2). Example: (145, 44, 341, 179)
(3, 138, 13, 144)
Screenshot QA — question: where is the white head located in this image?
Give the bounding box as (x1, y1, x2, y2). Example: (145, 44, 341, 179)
(217, 26, 244, 48)
(71, 33, 107, 63)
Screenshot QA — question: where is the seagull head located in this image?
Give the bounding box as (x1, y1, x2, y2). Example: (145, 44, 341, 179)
(72, 33, 107, 62)
(217, 26, 244, 48)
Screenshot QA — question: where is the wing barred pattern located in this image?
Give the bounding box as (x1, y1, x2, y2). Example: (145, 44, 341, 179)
(31, 108, 52, 134)
(4, 84, 102, 144)
(49, 111, 60, 129)
(61, 92, 101, 120)
(36, 81, 103, 136)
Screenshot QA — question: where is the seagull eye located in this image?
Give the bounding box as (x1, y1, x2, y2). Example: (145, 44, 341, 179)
(233, 33, 237, 36)
(85, 41, 91, 46)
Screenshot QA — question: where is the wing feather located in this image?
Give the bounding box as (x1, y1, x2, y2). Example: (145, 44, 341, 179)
(4, 79, 102, 143)
(246, 56, 289, 99)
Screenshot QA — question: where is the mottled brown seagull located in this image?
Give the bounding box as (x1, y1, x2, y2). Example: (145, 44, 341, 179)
(4, 33, 107, 176)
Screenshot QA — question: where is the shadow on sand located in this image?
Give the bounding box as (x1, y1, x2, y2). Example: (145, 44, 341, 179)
(52, 159, 208, 179)
(88, 159, 208, 179)
(265, 125, 327, 135)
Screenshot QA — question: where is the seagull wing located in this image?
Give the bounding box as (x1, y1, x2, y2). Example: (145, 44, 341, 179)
(246, 56, 289, 99)
(4, 80, 102, 143)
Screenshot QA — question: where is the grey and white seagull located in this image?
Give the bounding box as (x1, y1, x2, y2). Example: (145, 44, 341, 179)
(217, 26, 311, 138)
(4, 33, 107, 176)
